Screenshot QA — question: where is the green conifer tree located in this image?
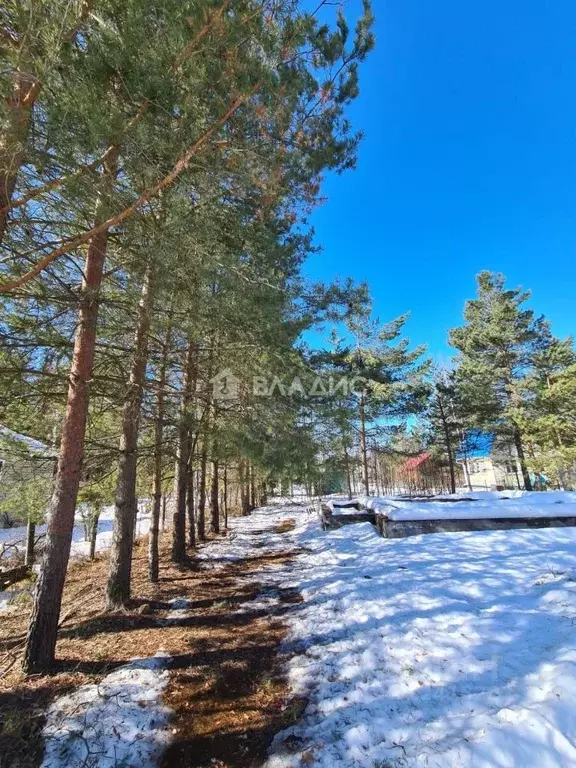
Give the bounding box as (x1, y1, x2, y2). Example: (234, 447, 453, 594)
(449, 271, 557, 491)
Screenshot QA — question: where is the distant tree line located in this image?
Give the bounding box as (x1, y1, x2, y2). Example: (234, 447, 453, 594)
(315, 271, 576, 498)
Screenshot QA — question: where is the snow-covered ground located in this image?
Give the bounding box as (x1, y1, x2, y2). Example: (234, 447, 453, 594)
(42, 652, 172, 768)
(38, 514, 297, 768)
(0, 502, 152, 610)
(201, 500, 576, 768)
(0, 502, 152, 559)
(331, 490, 576, 521)
(30, 496, 576, 767)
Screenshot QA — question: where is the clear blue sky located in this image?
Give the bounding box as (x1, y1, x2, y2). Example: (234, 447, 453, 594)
(304, 0, 576, 359)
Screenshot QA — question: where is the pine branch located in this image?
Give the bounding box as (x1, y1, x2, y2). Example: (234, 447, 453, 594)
(0, 83, 262, 294)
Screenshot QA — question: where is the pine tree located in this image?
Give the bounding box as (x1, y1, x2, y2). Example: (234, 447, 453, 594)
(11, 0, 375, 670)
(523, 330, 576, 487)
(0, 0, 91, 243)
(316, 309, 429, 495)
(424, 368, 463, 494)
(449, 271, 556, 491)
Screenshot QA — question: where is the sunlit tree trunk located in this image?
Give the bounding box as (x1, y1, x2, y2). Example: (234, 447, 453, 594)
(343, 443, 352, 499)
(359, 391, 370, 495)
(107, 264, 154, 608)
(89, 508, 100, 561)
(373, 453, 380, 496)
(23, 148, 118, 672)
(186, 454, 196, 548)
(222, 465, 228, 529)
(172, 340, 196, 562)
(197, 437, 208, 541)
(239, 459, 249, 515)
(437, 394, 456, 494)
(0, 72, 40, 244)
(513, 428, 533, 491)
(24, 516, 35, 567)
(210, 456, 219, 533)
(149, 320, 172, 582)
(249, 462, 256, 510)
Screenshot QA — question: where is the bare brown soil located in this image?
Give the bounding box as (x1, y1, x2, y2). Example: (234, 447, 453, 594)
(0, 521, 303, 768)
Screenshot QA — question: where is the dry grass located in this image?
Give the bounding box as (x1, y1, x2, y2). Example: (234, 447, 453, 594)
(0, 521, 303, 768)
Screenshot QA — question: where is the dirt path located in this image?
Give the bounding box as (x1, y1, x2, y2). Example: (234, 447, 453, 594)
(0, 514, 304, 768)
(162, 541, 304, 766)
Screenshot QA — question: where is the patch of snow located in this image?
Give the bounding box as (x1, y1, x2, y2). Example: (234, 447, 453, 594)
(42, 651, 172, 768)
(166, 597, 194, 621)
(0, 588, 28, 611)
(195, 509, 295, 568)
(278, 518, 576, 767)
(0, 502, 152, 559)
(0, 425, 55, 455)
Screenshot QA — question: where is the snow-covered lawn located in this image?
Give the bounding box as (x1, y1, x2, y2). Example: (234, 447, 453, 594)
(211, 501, 576, 767)
(0, 503, 152, 610)
(0, 502, 152, 559)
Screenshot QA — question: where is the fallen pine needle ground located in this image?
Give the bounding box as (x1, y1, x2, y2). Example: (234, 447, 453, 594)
(0, 516, 303, 768)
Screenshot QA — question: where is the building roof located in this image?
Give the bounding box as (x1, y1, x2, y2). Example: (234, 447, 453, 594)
(402, 452, 431, 471)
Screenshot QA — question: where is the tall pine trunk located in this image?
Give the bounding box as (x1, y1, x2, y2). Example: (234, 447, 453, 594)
(172, 426, 189, 562)
(239, 459, 249, 515)
(258, 480, 267, 507)
(210, 457, 219, 533)
(359, 392, 370, 495)
(106, 265, 154, 608)
(197, 439, 208, 540)
(459, 432, 474, 492)
(0, 5, 88, 243)
(23, 149, 118, 672)
(172, 340, 196, 562)
(196, 337, 214, 538)
(89, 508, 100, 561)
(373, 454, 381, 496)
(186, 357, 199, 549)
(250, 463, 258, 510)
(343, 443, 352, 499)
(0, 72, 40, 244)
(513, 428, 533, 491)
(223, 465, 228, 529)
(149, 320, 172, 582)
(186, 456, 196, 548)
(507, 374, 533, 491)
(437, 395, 456, 494)
(24, 517, 35, 567)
